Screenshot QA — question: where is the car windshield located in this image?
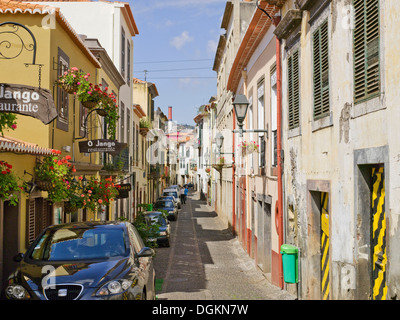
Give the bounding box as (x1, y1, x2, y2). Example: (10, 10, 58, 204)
(29, 226, 128, 261)
(155, 200, 174, 208)
(163, 191, 177, 198)
(146, 215, 167, 226)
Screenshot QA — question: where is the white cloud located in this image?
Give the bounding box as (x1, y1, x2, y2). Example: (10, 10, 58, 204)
(170, 31, 194, 50)
(207, 39, 218, 56)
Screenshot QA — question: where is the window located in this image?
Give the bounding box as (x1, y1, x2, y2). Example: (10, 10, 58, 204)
(56, 48, 69, 131)
(287, 49, 300, 130)
(127, 40, 131, 84)
(354, 0, 380, 103)
(257, 81, 265, 168)
(121, 28, 126, 76)
(313, 20, 330, 120)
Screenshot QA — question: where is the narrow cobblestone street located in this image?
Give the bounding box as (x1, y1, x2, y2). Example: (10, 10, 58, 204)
(153, 191, 295, 300)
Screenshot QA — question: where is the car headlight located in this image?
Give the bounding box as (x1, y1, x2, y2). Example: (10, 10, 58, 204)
(5, 284, 30, 300)
(96, 279, 133, 296)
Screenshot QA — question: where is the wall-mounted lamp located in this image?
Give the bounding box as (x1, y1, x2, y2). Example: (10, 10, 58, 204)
(23, 170, 36, 194)
(232, 94, 269, 138)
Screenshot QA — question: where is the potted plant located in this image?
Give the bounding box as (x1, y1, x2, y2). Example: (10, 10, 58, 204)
(0, 161, 23, 206)
(79, 176, 119, 212)
(34, 154, 73, 203)
(212, 156, 225, 172)
(55, 67, 88, 94)
(139, 117, 151, 136)
(76, 82, 103, 109)
(238, 141, 248, 156)
(98, 89, 119, 140)
(205, 167, 211, 174)
(247, 140, 260, 153)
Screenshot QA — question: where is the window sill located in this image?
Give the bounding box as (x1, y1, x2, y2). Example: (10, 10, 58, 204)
(312, 112, 333, 132)
(352, 95, 385, 119)
(288, 126, 301, 138)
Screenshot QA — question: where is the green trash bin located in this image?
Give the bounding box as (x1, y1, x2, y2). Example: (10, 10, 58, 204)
(280, 244, 298, 283)
(147, 203, 153, 211)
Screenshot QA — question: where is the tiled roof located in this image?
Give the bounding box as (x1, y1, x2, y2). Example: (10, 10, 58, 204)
(0, 0, 101, 68)
(0, 135, 59, 155)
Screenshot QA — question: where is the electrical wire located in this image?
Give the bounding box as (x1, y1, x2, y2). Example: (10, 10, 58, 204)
(134, 58, 213, 64)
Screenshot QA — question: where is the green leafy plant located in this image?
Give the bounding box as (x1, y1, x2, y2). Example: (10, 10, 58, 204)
(0, 161, 23, 206)
(0, 113, 17, 135)
(34, 154, 74, 203)
(133, 212, 161, 248)
(55, 67, 89, 93)
(139, 117, 152, 129)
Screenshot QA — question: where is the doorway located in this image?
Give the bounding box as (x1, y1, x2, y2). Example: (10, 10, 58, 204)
(1, 201, 19, 291)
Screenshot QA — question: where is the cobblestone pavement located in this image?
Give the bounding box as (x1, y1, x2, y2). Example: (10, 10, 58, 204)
(153, 191, 296, 300)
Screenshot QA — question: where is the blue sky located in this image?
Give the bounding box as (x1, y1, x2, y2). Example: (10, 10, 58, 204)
(129, 0, 227, 126)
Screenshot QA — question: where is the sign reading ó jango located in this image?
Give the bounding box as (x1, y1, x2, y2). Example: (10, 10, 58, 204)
(0, 83, 58, 124)
(79, 139, 127, 156)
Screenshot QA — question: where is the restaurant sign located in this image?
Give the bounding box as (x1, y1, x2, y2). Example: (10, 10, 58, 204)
(115, 183, 131, 199)
(79, 139, 127, 156)
(0, 83, 57, 124)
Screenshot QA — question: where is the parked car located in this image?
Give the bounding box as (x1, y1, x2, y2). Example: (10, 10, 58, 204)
(163, 189, 181, 208)
(154, 199, 178, 221)
(3, 221, 156, 300)
(157, 195, 178, 208)
(143, 211, 170, 247)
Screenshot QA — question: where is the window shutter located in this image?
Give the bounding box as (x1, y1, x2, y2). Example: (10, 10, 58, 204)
(354, 0, 380, 102)
(288, 50, 300, 129)
(313, 20, 330, 120)
(26, 199, 35, 246)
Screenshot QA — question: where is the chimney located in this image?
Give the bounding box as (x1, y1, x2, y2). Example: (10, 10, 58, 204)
(168, 106, 172, 120)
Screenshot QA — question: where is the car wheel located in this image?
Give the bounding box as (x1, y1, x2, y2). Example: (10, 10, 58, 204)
(165, 239, 170, 247)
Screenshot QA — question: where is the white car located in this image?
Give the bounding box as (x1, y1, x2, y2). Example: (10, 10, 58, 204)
(163, 189, 181, 208)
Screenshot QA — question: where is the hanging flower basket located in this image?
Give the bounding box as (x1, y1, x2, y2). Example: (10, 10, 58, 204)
(96, 108, 107, 117)
(55, 67, 88, 94)
(35, 179, 53, 191)
(82, 100, 99, 109)
(0, 161, 22, 206)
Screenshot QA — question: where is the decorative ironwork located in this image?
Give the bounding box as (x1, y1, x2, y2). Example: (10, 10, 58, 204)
(0, 21, 37, 64)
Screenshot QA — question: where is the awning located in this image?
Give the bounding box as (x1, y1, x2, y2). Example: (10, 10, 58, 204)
(0, 135, 59, 155)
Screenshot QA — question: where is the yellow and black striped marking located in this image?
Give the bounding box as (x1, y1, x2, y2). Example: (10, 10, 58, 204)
(372, 165, 387, 300)
(321, 192, 330, 300)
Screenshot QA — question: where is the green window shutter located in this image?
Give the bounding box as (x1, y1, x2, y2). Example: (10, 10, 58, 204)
(288, 50, 300, 130)
(354, 0, 380, 103)
(313, 20, 329, 120)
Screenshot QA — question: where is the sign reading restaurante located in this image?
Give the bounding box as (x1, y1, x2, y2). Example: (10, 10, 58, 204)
(0, 83, 58, 124)
(79, 139, 127, 156)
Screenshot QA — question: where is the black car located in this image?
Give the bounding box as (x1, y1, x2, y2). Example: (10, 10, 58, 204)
(143, 211, 170, 247)
(4, 221, 156, 300)
(154, 200, 178, 221)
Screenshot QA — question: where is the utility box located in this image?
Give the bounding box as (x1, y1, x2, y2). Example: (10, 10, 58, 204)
(280, 244, 299, 283)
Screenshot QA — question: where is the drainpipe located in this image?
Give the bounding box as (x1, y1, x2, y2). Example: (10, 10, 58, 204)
(231, 93, 236, 236)
(274, 16, 284, 289)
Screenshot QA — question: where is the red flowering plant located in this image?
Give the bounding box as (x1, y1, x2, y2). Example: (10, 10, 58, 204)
(34, 154, 74, 203)
(0, 161, 23, 206)
(97, 86, 119, 140)
(79, 176, 119, 212)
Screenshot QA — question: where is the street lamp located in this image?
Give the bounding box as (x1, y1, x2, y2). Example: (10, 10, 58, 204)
(215, 132, 224, 151)
(232, 94, 268, 137)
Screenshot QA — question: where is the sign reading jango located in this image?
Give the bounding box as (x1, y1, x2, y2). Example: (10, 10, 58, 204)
(79, 139, 127, 156)
(0, 83, 58, 124)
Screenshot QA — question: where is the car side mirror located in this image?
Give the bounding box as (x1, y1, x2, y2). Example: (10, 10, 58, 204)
(13, 253, 24, 262)
(136, 247, 155, 258)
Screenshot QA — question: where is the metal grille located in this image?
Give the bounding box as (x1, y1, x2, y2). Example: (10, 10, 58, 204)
(44, 284, 83, 300)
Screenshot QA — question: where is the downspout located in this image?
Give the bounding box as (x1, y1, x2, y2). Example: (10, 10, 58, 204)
(232, 101, 236, 236)
(275, 17, 284, 289)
